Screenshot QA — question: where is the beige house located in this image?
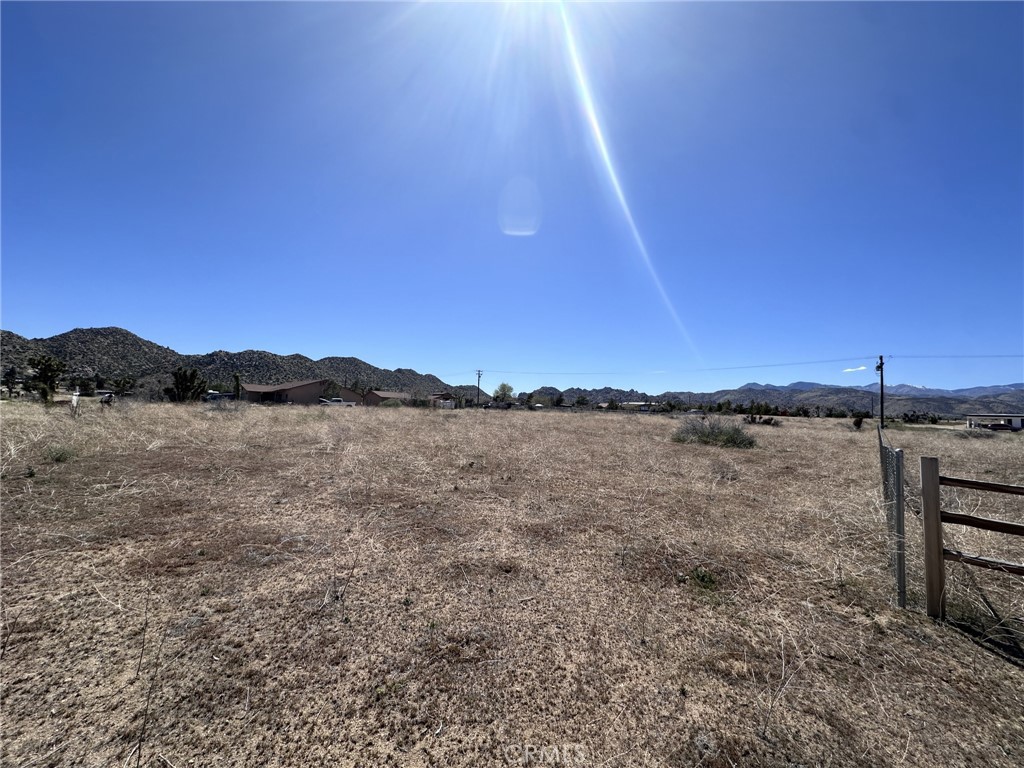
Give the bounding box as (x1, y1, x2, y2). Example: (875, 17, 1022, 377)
(363, 390, 410, 406)
(328, 387, 363, 404)
(241, 379, 329, 405)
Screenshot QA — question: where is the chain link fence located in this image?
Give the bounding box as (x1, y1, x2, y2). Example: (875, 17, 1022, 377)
(878, 426, 906, 607)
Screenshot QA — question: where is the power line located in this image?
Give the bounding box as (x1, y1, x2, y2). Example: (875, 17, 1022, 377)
(482, 357, 876, 377)
(476, 354, 1021, 378)
(484, 369, 640, 376)
(890, 354, 1022, 360)
(440, 355, 1019, 386)
(687, 357, 877, 373)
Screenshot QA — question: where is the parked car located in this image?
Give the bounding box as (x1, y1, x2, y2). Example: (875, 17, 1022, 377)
(320, 398, 357, 407)
(202, 392, 236, 402)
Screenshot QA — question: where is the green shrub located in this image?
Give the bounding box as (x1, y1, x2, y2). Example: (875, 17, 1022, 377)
(380, 399, 403, 408)
(691, 565, 717, 590)
(671, 416, 756, 449)
(44, 446, 74, 463)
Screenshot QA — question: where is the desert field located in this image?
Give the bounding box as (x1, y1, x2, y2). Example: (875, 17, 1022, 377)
(1, 401, 1022, 767)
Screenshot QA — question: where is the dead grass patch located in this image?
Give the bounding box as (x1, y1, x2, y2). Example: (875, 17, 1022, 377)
(1, 402, 1022, 766)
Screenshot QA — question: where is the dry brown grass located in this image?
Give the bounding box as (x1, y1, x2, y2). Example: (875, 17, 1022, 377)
(1, 401, 1022, 766)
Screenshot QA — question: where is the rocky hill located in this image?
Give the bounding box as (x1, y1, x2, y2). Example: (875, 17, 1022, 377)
(0, 327, 457, 398)
(1, 328, 180, 379)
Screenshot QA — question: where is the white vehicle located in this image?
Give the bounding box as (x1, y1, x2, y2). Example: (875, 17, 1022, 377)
(319, 397, 358, 407)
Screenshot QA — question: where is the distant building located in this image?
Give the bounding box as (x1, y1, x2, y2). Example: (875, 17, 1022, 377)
(363, 390, 411, 406)
(621, 402, 658, 412)
(965, 413, 1024, 431)
(430, 392, 456, 409)
(241, 379, 330, 405)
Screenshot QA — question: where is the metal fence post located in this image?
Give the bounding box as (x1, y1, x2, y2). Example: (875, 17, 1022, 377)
(879, 426, 908, 609)
(895, 448, 906, 608)
(921, 456, 945, 619)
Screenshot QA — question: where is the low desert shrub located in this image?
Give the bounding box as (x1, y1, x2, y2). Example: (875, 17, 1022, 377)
(742, 414, 781, 426)
(671, 416, 756, 449)
(690, 565, 718, 590)
(43, 445, 74, 463)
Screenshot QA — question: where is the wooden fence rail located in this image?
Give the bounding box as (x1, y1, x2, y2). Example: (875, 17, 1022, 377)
(921, 456, 1024, 619)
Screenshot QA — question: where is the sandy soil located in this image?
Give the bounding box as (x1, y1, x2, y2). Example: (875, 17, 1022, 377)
(1, 402, 1021, 767)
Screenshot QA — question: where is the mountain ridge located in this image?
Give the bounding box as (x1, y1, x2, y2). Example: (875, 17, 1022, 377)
(738, 380, 1024, 398)
(0, 327, 455, 398)
(2, 327, 1022, 415)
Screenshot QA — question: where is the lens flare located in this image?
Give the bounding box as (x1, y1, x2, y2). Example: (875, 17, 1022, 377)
(558, 4, 699, 358)
(498, 175, 543, 236)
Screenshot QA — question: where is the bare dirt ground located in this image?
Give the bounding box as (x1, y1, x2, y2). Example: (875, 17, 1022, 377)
(1, 401, 1022, 767)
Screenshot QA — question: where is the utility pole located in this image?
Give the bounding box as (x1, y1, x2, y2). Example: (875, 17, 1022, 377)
(476, 370, 482, 406)
(875, 355, 885, 428)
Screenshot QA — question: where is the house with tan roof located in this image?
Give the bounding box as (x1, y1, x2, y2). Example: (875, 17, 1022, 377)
(241, 379, 330, 405)
(362, 390, 410, 406)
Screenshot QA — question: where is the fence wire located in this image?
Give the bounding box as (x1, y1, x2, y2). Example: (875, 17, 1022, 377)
(878, 426, 906, 607)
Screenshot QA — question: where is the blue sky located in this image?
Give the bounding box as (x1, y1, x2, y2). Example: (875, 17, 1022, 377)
(2, 1, 1022, 395)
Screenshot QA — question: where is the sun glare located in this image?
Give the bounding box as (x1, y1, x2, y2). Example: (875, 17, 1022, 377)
(556, 3, 700, 359)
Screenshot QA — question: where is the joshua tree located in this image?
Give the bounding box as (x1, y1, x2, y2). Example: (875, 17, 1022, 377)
(26, 356, 66, 402)
(113, 376, 136, 396)
(164, 367, 207, 402)
(2, 366, 18, 397)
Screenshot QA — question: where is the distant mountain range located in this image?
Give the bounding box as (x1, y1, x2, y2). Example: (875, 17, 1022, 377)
(560, 383, 1024, 418)
(735, 380, 1024, 399)
(2, 327, 1022, 416)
